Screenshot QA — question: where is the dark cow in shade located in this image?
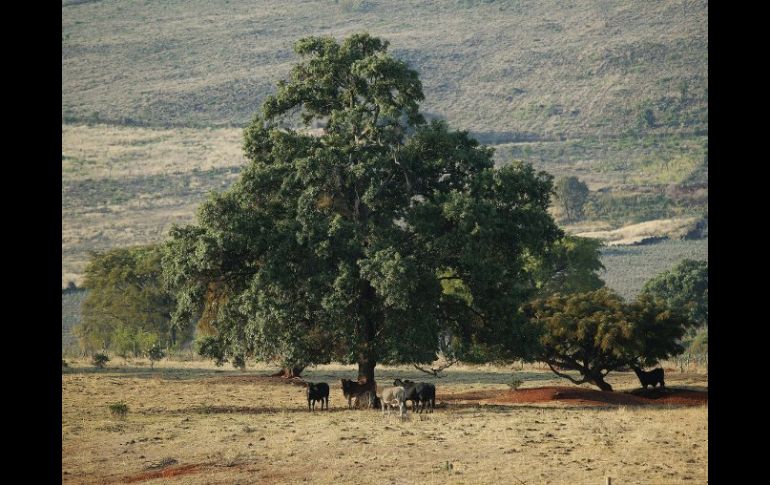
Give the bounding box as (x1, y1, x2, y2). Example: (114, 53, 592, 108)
(631, 365, 665, 389)
(306, 382, 329, 411)
(394, 378, 436, 413)
(340, 378, 377, 409)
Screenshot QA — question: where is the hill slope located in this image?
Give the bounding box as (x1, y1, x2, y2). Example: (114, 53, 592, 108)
(63, 0, 707, 138)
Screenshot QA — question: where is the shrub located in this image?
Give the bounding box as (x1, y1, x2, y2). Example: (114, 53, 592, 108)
(147, 344, 165, 369)
(92, 352, 110, 369)
(507, 373, 524, 391)
(62, 359, 69, 368)
(108, 402, 128, 418)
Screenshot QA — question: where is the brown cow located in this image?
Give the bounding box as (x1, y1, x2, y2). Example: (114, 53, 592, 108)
(340, 378, 376, 409)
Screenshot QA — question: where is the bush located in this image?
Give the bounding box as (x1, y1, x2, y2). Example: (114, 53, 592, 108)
(62, 359, 69, 368)
(147, 344, 165, 369)
(507, 373, 524, 391)
(92, 352, 110, 369)
(108, 402, 128, 418)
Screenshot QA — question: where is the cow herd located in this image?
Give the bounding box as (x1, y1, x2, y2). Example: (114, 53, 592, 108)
(306, 378, 436, 417)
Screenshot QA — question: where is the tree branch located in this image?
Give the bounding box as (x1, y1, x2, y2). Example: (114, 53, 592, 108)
(412, 358, 460, 378)
(545, 361, 589, 385)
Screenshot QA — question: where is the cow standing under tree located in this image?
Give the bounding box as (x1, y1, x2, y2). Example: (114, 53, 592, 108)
(631, 365, 665, 389)
(340, 378, 377, 409)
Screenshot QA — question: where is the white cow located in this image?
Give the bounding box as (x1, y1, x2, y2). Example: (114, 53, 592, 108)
(380, 386, 407, 417)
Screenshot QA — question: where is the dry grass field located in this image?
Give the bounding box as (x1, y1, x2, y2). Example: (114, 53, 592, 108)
(62, 360, 707, 484)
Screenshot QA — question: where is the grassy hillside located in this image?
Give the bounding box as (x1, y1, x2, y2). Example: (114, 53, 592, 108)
(63, 0, 707, 138)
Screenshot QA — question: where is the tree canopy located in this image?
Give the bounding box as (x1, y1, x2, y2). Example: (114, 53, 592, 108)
(75, 245, 188, 356)
(525, 288, 696, 391)
(640, 259, 708, 327)
(526, 235, 605, 297)
(162, 33, 562, 381)
(554, 176, 589, 222)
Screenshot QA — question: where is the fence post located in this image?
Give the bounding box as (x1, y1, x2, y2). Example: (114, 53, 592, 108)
(606, 477, 612, 485)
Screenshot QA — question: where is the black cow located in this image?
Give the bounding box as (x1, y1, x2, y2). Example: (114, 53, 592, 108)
(631, 366, 665, 389)
(394, 378, 436, 413)
(306, 382, 329, 411)
(340, 378, 377, 409)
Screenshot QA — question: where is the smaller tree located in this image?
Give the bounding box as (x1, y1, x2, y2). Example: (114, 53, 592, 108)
(554, 176, 589, 222)
(637, 106, 655, 130)
(526, 288, 695, 391)
(641, 259, 707, 328)
(688, 327, 708, 354)
(92, 352, 110, 369)
(147, 344, 165, 369)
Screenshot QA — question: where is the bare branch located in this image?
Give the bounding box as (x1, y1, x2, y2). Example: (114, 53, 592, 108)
(546, 361, 589, 385)
(412, 358, 460, 378)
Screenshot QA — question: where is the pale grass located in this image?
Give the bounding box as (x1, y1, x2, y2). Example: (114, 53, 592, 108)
(576, 216, 700, 245)
(62, 359, 707, 484)
(62, 124, 246, 182)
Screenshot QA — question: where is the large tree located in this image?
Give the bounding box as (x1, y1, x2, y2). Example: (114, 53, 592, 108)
(525, 288, 695, 391)
(162, 33, 561, 382)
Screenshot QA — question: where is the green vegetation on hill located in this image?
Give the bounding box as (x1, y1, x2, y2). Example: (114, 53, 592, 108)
(599, 239, 707, 301)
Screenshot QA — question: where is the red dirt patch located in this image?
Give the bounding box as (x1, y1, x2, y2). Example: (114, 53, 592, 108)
(123, 464, 206, 483)
(439, 386, 707, 407)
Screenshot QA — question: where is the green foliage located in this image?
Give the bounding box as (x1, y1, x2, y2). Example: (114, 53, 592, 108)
(599, 239, 707, 300)
(640, 259, 707, 326)
(108, 402, 128, 418)
(195, 336, 227, 367)
(688, 326, 707, 354)
(554, 176, 589, 222)
(526, 288, 696, 390)
(163, 33, 562, 376)
(75, 245, 190, 356)
(637, 103, 656, 130)
(92, 352, 110, 369)
(526, 236, 605, 296)
(584, 191, 684, 225)
(147, 343, 165, 369)
(507, 373, 524, 391)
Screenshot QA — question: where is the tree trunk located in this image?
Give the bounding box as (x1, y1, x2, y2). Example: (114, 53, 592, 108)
(357, 359, 376, 385)
(590, 373, 613, 392)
